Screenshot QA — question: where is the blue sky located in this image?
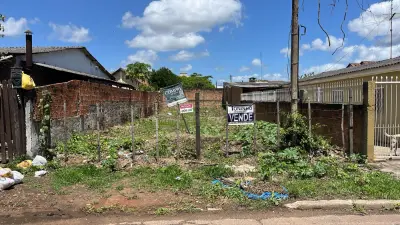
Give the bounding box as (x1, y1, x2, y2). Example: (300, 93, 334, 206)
(1, 0, 399, 84)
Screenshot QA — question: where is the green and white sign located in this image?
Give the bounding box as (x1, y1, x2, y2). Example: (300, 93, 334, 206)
(163, 83, 188, 107)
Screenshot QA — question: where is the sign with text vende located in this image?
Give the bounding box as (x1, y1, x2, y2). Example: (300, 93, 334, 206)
(227, 104, 255, 125)
(162, 83, 188, 107)
(179, 103, 193, 114)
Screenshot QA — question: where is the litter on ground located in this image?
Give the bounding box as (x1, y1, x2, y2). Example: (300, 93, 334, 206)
(211, 179, 289, 200)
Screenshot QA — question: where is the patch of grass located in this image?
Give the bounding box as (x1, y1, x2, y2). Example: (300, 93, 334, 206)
(154, 207, 172, 215)
(284, 171, 400, 200)
(51, 165, 123, 192)
(194, 165, 234, 179)
(115, 185, 124, 191)
(130, 165, 193, 191)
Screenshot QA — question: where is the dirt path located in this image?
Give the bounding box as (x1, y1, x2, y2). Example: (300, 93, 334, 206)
(3, 209, 400, 225)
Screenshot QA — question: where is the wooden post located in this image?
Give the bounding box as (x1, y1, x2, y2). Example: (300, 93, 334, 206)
(363, 81, 376, 162)
(308, 97, 311, 136)
(181, 113, 190, 134)
(341, 103, 345, 155)
(195, 93, 201, 159)
(348, 89, 354, 155)
(225, 102, 229, 156)
(96, 103, 101, 162)
(253, 104, 257, 152)
(176, 104, 180, 154)
(131, 103, 135, 162)
(155, 102, 159, 159)
(277, 100, 281, 149)
(64, 99, 68, 161)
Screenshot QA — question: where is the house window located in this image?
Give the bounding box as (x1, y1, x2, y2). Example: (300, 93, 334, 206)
(315, 87, 324, 103)
(332, 90, 344, 103)
(375, 87, 384, 112)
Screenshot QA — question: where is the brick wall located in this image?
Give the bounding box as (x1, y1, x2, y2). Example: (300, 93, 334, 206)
(256, 102, 364, 153)
(30, 80, 160, 148)
(183, 89, 223, 107)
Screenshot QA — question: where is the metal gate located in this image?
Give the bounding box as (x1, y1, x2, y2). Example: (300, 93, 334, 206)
(373, 76, 400, 160)
(0, 80, 26, 163)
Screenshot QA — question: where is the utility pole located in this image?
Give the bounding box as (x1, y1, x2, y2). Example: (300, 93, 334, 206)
(390, 0, 394, 59)
(230, 74, 232, 82)
(260, 52, 263, 77)
(290, 0, 299, 113)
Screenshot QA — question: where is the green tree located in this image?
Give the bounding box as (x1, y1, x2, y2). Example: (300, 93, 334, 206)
(0, 14, 5, 38)
(180, 73, 215, 89)
(125, 62, 151, 82)
(149, 67, 180, 89)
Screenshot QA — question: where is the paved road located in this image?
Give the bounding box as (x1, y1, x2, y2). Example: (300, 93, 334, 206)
(23, 214, 400, 225)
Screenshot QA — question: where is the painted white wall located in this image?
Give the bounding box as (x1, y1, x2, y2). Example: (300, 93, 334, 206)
(114, 70, 139, 89)
(18, 49, 110, 79)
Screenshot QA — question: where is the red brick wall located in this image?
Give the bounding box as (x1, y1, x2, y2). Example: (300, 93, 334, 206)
(33, 80, 160, 120)
(183, 89, 223, 107)
(256, 102, 364, 153)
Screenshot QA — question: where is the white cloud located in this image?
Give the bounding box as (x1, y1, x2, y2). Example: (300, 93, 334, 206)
(180, 64, 193, 72)
(302, 44, 311, 50)
(348, 0, 400, 45)
(49, 22, 91, 43)
(169, 50, 210, 61)
(239, 66, 250, 72)
(121, 50, 158, 66)
(219, 26, 226, 32)
(29, 18, 40, 24)
(252, 58, 262, 66)
(232, 73, 259, 82)
(122, 0, 242, 51)
(263, 73, 283, 81)
(303, 63, 346, 74)
(215, 67, 224, 72)
(308, 35, 344, 51)
(280, 47, 290, 57)
(126, 33, 204, 51)
(2, 17, 28, 37)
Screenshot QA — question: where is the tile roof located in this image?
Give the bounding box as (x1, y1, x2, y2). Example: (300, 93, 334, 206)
(0, 46, 113, 80)
(300, 56, 400, 82)
(0, 46, 84, 55)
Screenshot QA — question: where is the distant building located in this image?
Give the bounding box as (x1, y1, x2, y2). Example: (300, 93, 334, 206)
(179, 72, 188, 77)
(112, 68, 148, 90)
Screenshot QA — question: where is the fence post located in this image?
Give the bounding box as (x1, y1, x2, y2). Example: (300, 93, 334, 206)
(131, 103, 135, 162)
(276, 100, 280, 149)
(307, 97, 311, 136)
(176, 104, 180, 157)
(341, 103, 345, 155)
(363, 81, 375, 161)
(348, 89, 354, 155)
(155, 102, 159, 160)
(195, 93, 201, 159)
(64, 99, 68, 161)
(225, 102, 229, 156)
(96, 103, 101, 162)
(253, 104, 257, 152)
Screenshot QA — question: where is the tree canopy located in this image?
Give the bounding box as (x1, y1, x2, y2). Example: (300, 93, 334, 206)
(149, 67, 180, 89)
(125, 62, 151, 82)
(180, 73, 215, 89)
(0, 14, 5, 38)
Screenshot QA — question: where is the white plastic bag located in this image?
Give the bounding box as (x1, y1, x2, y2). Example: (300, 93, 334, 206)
(12, 171, 24, 184)
(0, 177, 15, 190)
(0, 168, 12, 178)
(32, 155, 47, 166)
(34, 170, 47, 177)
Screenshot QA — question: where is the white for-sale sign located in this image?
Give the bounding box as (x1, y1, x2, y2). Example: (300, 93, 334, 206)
(227, 104, 255, 125)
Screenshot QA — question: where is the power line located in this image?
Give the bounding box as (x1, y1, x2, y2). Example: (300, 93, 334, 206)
(322, 16, 389, 73)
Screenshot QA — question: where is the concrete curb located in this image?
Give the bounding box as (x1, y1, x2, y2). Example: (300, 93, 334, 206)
(285, 200, 400, 210)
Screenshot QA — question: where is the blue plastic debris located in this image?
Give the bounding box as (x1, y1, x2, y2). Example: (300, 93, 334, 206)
(212, 179, 289, 200)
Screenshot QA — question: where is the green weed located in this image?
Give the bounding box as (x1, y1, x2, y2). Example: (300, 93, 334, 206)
(51, 165, 123, 192)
